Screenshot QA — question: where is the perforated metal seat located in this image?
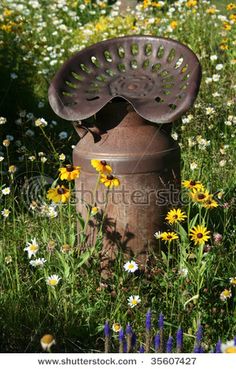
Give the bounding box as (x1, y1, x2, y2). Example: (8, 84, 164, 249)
(48, 36, 201, 123)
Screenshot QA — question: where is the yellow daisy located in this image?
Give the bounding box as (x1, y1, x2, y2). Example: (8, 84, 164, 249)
(229, 14, 236, 22)
(58, 164, 80, 181)
(186, 0, 197, 8)
(161, 231, 179, 242)
(222, 22, 232, 31)
(189, 225, 210, 245)
(202, 195, 218, 209)
(100, 174, 120, 188)
(226, 3, 236, 11)
(206, 7, 216, 14)
(47, 185, 70, 203)
(165, 208, 187, 224)
(182, 180, 204, 191)
(91, 159, 112, 174)
(190, 188, 210, 203)
(220, 44, 229, 50)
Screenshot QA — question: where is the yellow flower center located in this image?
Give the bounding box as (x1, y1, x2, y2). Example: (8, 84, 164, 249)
(29, 244, 38, 251)
(113, 323, 121, 332)
(128, 264, 134, 269)
(48, 279, 58, 286)
(131, 299, 137, 305)
(225, 347, 236, 353)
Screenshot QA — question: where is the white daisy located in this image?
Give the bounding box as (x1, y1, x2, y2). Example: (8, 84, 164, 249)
(154, 231, 162, 239)
(127, 295, 141, 308)
(46, 274, 61, 287)
(24, 238, 39, 259)
(220, 340, 236, 353)
(29, 258, 46, 268)
(1, 208, 10, 218)
(35, 118, 48, 127)
(2, 187, 10, 195)
(112, 323, 121, 333)
(40, 334, 56, 351)
(124, 260, 138, 273)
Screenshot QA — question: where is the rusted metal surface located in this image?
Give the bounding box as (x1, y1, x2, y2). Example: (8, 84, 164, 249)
(73, 102, 180, 277)
(48, 36, 201, 124)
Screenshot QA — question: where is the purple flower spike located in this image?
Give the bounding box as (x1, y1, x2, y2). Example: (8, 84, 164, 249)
(166, 336, 173, 353)
(158, 313, 164, 329)
(119, 328, 124, 341)
(234, 337, 236, 346)
(196, 325, 203, 344)
(215, 339, 222, 353)
(123, 340, 127, 353)
(146, 309, 152, 331)
(126, 323, 132, 335)
(176, 327, 183, 349)
(193, 345, 204, 353)
(104, 321, 110, 337)
(154, 333, 160, 351)
(139, 345, 145, 353)
(132, 333, 137, 348)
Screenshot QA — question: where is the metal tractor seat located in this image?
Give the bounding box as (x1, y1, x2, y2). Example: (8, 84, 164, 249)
(48, 35, 201, 124)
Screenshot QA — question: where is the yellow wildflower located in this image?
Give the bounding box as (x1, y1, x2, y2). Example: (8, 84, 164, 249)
(182, 180, 204, 191)
(190, 188, 210, 203)
(186, 0, 197, 8)
(170, 21, 178, 29)
(202, 195, 218, 209)
(91, 159, 112, 174)
(226, 3, 236, 11)
(206, 7, 216, 14)
(47, 185, 70, 203)
(223, 22, 232, 31)
(220, 44, 229, 50)
(100, 174, 120, 188)
(165, 208, 187, 224)
(189, 225, 210, 245)
(59, 164, 81, 181)
(161, 231, 179, 242)
(3, 9, 13, 17)
(229, 14, 236, 22)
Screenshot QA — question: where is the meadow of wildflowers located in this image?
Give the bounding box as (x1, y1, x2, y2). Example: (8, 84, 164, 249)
(0, 0, 236, 353)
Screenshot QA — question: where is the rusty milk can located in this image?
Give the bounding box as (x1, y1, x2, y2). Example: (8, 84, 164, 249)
(48, 36, 201, 273)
